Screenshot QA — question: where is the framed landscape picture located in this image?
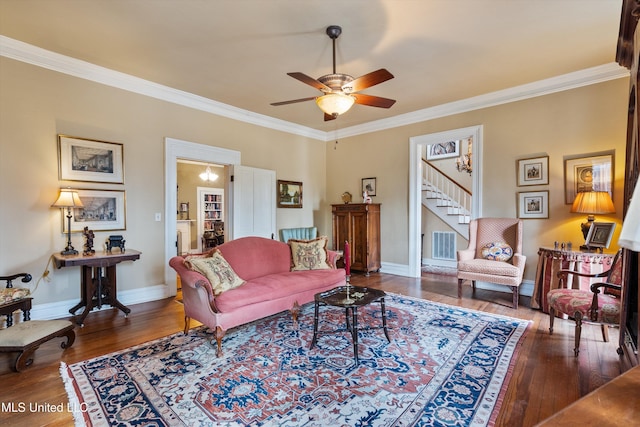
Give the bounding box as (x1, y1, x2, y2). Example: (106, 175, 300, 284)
(277, 180, 302, 208)
(64, 189, 126, 232)
(58, 135, 125, 184)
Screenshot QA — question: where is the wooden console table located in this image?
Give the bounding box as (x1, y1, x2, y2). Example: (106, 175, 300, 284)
(532, 247, 616, 313)
(52, 250, 141, 326)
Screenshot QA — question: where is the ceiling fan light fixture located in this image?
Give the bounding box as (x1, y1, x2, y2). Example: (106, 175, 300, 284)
(315, 93, 355, 117)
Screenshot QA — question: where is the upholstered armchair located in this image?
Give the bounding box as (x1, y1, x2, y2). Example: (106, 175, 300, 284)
(457, 218, 526, 309)
(547, 250, 622, 356)
(279, 227, 318, 243)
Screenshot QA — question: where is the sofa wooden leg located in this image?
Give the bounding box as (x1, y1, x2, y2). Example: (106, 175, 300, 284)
(214, 326, 225, 357)
(290, 301, 301, 324)
(183, 316, 191, 335)
(457, 279, 463, 298)
(601, 324, 609, 342)
(511, 286, 519, 309)
(549, 307, 555, 335)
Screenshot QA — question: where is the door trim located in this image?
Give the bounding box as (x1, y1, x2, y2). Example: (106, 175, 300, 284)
(164, 137, 241, 293)
(408, 125, 483, 277)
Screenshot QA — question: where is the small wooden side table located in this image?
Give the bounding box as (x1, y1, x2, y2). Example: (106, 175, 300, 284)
(52, 250, 141, 326)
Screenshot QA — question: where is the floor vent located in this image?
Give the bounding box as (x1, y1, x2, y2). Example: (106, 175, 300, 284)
(432, 231, 456, 260)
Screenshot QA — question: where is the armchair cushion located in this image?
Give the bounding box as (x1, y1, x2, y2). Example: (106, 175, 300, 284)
(187, 251, 245, 295)
(0, 288, 30, 304)
(288, 237, 331, 271)
(547, 289, 620, 324)
(481, 242, 513, 262)
(457, 259, 521, 277)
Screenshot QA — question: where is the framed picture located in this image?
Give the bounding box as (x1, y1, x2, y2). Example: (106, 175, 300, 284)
(58, 135, 125, 184)
(362, 177, 377, 196)
(64, 189, 126, 232)
(517, 190, 549, 219)
(564, 150, 614, 204)
(277, 180, 302, 208)
(517, 155, 549, 186)
(585, 222, 616, 249)
(426, 140, 460, 160)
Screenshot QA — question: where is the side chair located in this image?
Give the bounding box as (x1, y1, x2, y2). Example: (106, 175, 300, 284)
(547, 250, 623, 356)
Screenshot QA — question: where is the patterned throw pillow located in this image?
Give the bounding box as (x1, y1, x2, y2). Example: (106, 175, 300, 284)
(289, 237, 331, 271)
(481, 242, 513, 262)
(187, 251, 245, 295)
(0, 287, 30, 304)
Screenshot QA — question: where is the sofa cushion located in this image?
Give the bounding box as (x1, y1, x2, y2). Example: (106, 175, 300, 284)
(217, 237, 291, 280)
(481, 242, 513, 262)
(0, 287, 30, 304)
(214, 269, 345, 312)
(288, 237, 331, 271)
(187, 251, 245, 296)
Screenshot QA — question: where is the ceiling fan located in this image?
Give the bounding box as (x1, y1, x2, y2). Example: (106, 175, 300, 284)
(271, 25, 396, 121)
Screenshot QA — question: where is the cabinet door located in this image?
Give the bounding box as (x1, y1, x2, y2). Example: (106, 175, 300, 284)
(350, 210, 368, 271)
(332, 210, 350, 252)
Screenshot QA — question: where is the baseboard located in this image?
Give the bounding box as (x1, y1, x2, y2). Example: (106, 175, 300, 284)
(28, 284, 171, 321)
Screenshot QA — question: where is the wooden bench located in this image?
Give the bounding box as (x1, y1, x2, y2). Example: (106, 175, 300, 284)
(0, 320, 75, 371)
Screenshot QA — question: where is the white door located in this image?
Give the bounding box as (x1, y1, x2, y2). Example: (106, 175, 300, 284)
(228, 164, 276, 240)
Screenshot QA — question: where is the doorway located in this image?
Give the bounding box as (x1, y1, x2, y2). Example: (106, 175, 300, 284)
(408, 125, 483, 278)
(164, 137, 241, 295)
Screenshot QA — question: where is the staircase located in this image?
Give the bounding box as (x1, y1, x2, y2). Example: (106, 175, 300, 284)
(422, 159, 471, 239)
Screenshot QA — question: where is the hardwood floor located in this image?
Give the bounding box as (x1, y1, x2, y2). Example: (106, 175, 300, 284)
(0, 272, 625, 426)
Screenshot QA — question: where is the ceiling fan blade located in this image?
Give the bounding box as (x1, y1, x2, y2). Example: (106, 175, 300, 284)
(287, 72, 332, 92)
(270, 96, 317, 106)
(352, 93, 396, 108)
(324, 113, 337, 121)
(343, 69, 394, 93)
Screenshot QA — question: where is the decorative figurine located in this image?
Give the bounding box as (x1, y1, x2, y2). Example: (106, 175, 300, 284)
(82, 227, 95, 256)
(106, 235, 126, 253)
(341, 192, 352, 204)
(363, 190, 372, 204)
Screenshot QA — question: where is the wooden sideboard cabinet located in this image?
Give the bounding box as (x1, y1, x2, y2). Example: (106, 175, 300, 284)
(332, 203, 381, 275)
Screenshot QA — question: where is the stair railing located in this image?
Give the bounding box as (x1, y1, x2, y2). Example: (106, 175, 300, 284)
(422, 159, 472, 218)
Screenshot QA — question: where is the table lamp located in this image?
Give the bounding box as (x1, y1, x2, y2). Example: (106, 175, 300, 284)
(571, 191, 615, 242)
(619, 180, 640, 251)
(52, 188, 84, 255)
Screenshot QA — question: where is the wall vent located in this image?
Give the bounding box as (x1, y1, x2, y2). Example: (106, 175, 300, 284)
(432, 231, 456, 260)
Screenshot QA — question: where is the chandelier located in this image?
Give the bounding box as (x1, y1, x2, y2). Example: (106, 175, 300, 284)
(456, 140, 472, 174)
(199, 165, 218, 182)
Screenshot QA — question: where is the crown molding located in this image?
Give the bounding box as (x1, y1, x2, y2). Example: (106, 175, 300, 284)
(1, 36, 628, 142)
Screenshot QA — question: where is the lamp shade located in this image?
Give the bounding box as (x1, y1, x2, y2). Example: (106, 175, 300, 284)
(51, 188, 83, 208)
(619, 180, 640, 251)
(570, 191, 615, 214)
(315, 93, 355, 116)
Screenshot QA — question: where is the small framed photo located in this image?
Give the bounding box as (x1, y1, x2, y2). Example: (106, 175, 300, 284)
(518, 190, 549, 219)
(564, 150, 614, 204)
(58, 135, 125, 184)
(426, 141, 460, 160)
(517, 155, 549, 186)
(64, 189, 126, 232)
(585, 222, 616, 249)
(277, 180, 302, 208)
(362, 177, 377, 196)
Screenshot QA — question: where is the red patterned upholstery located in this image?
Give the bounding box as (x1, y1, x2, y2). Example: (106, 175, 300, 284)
(547, 250, 622, 356)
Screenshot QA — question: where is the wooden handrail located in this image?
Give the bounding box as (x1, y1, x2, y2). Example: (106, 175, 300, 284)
(422, 158, 471, 195)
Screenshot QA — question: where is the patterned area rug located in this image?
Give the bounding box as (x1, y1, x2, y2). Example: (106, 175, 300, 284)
(61, 293, 529, 426)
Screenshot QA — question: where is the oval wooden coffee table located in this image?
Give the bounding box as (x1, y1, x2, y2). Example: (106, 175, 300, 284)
(310, 285, 390, 365)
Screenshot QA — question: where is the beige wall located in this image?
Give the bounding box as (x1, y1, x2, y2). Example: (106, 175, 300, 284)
(0, 54, 629, 313)
(326, 78, 629, 280)
(0, 57, 327, 309)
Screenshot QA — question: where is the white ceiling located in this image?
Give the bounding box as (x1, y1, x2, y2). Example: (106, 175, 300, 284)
(0, 0, 625, 133)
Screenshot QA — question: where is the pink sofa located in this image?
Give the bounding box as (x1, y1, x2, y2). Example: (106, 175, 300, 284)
(169, 236, 345, 356)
